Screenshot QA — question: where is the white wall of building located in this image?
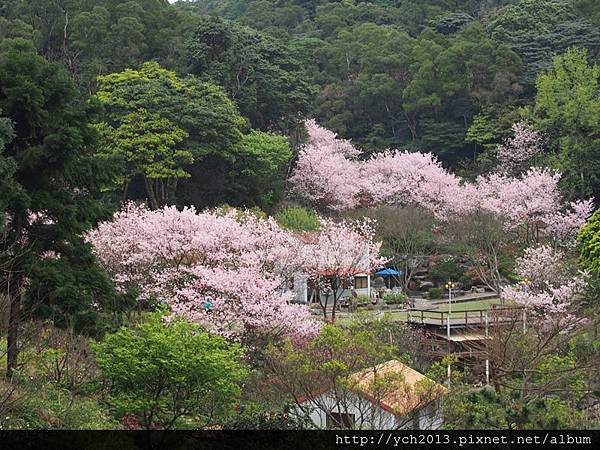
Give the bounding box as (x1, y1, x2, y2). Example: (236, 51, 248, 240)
(296, 390, 443, 430)
(288, 272, 372, 304)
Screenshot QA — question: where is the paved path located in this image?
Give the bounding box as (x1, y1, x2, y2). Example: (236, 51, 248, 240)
(428, 291, 498, 306)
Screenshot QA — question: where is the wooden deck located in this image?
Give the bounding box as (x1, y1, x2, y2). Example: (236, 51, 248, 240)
(406, 306, 525, 329)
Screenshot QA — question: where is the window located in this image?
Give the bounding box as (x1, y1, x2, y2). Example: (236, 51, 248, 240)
(354, 276, 368, 289)
(326, 412, 356, 429)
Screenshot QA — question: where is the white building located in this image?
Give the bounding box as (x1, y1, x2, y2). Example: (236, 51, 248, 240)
(295, 360, 447, 430)
(287, 271, 371, 304)
(287, 231, 372, 304)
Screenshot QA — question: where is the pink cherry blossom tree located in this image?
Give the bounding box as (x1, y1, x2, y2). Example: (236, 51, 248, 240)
(362, 150, 465, 219)
(501, 245, 587, 328)
(288, 120, 361, 211)
(290, 120, 593, 247)
(87, 203, 320, 341)
(296, 217, 388, 323)
(496, 122, 544, 174)
(473, 169, 594, 246)
(289, 120, 464, 218)
(474, 168, 561, 243)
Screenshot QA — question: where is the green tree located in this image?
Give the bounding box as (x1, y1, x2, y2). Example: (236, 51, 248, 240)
(441, 351, 588, 430)
(93, 61, 244, 208)
(187, 16, 314, 134)
(94, 313, 248, 430)
(275, 206, 320, 232)
(95, 109, 191, 209)
(579, 208, 600, 315)
(579, 209, 600, 279)
(442, 384, 585, 429)
(465, 105, 522, 173)
(0, 39, 122, 375)
(532, 47, 600, 199)
(0, 109, 17, 229)
(0, 0, 199, 92)
(229, 131, 292, 210)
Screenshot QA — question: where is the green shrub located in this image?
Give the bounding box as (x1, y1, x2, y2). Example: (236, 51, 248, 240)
(222, 403, 313, 430)
(383, 292, 407, 305)
(429, 260, 463, 282)
(2, 377, 116, 430)
(355, 295, 370, 305)
(428, 288, 444, 299)
(275, 206, 320, 231)
(458, 274, 475, 290)
(94, 313, 248, 430)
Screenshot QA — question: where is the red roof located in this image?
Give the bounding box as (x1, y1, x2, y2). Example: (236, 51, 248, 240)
(296, 360, 447, 417)
(318, 268, 364, 277)
(291, 231, 320, 244)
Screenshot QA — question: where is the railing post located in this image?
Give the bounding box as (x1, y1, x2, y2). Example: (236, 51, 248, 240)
(446, 311, 451, 388)
(485, 311, 490, 386)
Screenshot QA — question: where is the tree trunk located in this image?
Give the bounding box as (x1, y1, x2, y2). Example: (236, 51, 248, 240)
(319, 291, 328, 322)
(122, 180, 130, 203)
(6, 274, 22, 378)
(167, 179, 178, 205)
(143, 176, 159, 210)
(404, 111, 418, 142)
(331, 279, 340, 323)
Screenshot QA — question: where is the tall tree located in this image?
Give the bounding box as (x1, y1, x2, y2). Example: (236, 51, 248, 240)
(86, 203, 320, 343)
(95, 109, 191, 209)
(0, 0, 199, 92)
(0, 40, 120, 375)
(532, 47, 600, 201)
(228, 131, 292, 210)
(92, 61, 244, 208)
(187, 16, 314, 134)
(578, 208, 600, 314)
(0, 109, 16, 229)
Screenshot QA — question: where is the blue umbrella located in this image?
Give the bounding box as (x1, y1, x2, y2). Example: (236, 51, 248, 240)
(375, 268, 403, 289)
(375, 268, 402, 276)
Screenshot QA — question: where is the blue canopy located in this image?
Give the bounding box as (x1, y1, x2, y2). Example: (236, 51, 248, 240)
(375, 268, 402, 276)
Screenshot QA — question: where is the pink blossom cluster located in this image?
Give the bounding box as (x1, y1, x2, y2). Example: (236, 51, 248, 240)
(300, 217, 388, 280)
(496, 122, 544, 173)
(87, 203, 388, 339)
(170, 266, 318, 339)
(472, 170, 594, 244)
(545, 199, 595, 247)
(289, 120, 593, 244)
(501, 245, 587, 319)
(289, 121, 463, 216)
(362, 150, 465, 218)
(87, 203, 321, 340)
(288, 120, 362, 211)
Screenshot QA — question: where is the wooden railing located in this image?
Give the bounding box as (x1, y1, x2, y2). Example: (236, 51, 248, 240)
(407, 305, 526, 327)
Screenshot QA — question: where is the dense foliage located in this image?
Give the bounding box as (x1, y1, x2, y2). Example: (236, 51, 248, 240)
(94, 313, 248, 429)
